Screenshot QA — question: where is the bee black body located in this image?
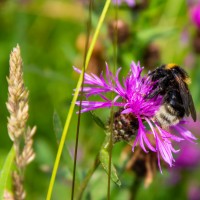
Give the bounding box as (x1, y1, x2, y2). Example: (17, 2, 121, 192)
(147, 64, 196, 128)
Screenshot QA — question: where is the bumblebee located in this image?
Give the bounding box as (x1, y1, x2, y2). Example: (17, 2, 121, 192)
(147, 63, 196, 128)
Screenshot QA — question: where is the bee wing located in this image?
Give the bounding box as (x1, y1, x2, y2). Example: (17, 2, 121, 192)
(188, 92, 197, 121)
(174, 74, 196, 121)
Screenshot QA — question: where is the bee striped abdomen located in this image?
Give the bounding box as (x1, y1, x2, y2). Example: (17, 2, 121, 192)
(154, 104, 179, 128)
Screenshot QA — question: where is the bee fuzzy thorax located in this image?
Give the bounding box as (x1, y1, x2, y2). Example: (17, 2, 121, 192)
(165, 63, 191, 84)
(165, 63, 177, 69)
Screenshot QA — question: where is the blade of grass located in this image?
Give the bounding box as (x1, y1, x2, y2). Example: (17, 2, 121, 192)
(46, 1, 111, 199)
(0, 146, 15, 199)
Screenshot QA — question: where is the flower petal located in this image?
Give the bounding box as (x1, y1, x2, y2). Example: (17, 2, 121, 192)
(173, 124, 197, 142)
(132, 117, 156, 153)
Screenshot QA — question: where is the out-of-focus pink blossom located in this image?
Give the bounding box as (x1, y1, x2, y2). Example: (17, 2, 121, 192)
(190, 2, 200, 28)
(188, 183, 200, 200)
(112, 0, 136, 7)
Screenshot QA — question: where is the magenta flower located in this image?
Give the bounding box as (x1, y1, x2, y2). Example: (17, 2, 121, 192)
(74, 61, 197, 172)
(112, 0, 136, 7)
(190, 2, 200, 28)
(172, 119, 200, 169)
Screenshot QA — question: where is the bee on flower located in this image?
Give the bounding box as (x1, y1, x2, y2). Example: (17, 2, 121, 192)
(74, 61, 197, 172)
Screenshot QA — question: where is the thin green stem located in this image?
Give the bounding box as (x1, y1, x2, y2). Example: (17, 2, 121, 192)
(107, 4, 118, 199)
(71, 1, 93, 199)
(46, 1, 111, 200)
(107, 137, 112, 200)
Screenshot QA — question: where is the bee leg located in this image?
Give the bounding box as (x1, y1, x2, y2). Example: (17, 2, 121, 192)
(146, 87, 163, 99)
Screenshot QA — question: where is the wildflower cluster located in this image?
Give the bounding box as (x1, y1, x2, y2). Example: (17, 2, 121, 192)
(112, 0, 135, 7)
(75, 61, 197, 172)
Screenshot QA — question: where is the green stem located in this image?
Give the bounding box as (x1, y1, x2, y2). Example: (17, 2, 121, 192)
(71, 0, 92, 199)
(76, 156, 100, 200)
(46, 1, 111, 200)
(107, 4, 118, 199)
(107, 136, 113, 200)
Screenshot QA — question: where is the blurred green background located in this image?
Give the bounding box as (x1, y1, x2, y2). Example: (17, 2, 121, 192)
(0, 0, 200, 199)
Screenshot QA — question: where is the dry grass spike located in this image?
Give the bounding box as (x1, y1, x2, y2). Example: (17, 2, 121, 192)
(6, 44, 36, 200)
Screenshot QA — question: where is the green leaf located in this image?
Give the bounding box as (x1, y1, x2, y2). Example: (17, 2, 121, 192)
(99, 145, 121, 186)
(90, 111, 107, 130)
(53, 111, 72, 162)
(136, 27, 176, 44)
(0, 146, 15, 199)
(53, 111, 63, 144)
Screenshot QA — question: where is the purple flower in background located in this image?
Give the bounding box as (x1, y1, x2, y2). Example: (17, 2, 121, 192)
(174, 140, 200, 169)
(167, 119, 200, 185)
(174, 119, 200, 169)
(112, 0, 136, 7)
(74, 61, 197, 172)
(190, 2, 200, 28)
